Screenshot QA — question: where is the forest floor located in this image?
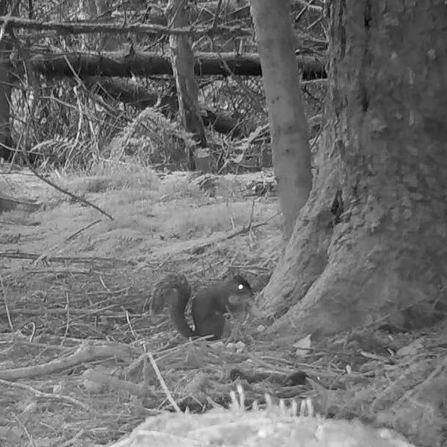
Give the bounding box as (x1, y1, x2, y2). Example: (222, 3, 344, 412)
(0, 163, 445, 447)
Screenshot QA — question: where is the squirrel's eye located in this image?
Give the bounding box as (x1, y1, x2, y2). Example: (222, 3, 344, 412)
(238, 284, 244, 290)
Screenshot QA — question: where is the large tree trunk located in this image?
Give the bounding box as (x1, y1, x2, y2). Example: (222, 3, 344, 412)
(261, 0, 447, 337)
(250, 0, 312, 240)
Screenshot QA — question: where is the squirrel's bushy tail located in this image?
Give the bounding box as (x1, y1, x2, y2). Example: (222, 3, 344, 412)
(164, 274, 196, 338)
(168, 289, 196, 338)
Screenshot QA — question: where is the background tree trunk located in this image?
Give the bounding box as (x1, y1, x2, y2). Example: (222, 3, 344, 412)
(250, 0, 312, 241)
(167, 0, 207, 171)
(0, 1, 12, 161)
(78, 0, 120, 51)
(261, 0, 447, 337)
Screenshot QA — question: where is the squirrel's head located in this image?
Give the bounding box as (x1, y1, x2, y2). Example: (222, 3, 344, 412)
(231, 275, 253, 295)
(226, 275, 254, 308)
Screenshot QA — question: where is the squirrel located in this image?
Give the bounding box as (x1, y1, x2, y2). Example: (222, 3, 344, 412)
(164, 273, 254, 340)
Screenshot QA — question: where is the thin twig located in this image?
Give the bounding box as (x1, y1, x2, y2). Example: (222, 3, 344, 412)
(62, 291, 71, 346)
(65, 219, 102, 242)
(12, 413, 36, 447)
(0, 275, 13, 331)
(147, 352, 181, 412)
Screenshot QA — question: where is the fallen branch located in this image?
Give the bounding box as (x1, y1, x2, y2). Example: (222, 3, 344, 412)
(0, 16, 251, 37)
(0, 343, 134, 381)
(0, 251, 125, 264)
(0, 378, 90, 410)
(82, 368, 155, 398)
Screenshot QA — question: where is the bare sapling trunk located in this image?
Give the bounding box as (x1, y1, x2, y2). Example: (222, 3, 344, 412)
(250, 0, 312, 241)
(167, 0, 207, 171)
(0, 9, 12, 162)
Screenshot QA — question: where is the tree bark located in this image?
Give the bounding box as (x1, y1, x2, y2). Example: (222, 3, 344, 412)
(261, 0, 447, 337)
(251, 0, 312, 240)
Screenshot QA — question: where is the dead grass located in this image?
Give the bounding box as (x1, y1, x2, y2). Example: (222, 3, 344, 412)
(0, 209, 34, 226)
(0, 165, 445, 447)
